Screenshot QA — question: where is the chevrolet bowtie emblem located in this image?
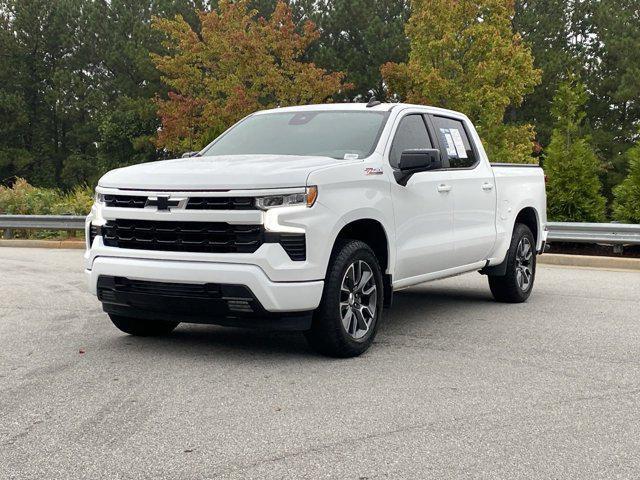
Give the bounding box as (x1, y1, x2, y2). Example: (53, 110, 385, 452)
(146, 196, 180, 211)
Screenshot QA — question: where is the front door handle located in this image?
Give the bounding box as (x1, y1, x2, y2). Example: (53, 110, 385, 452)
(482, 183, 494, 191)
(437, 184, 452, 193)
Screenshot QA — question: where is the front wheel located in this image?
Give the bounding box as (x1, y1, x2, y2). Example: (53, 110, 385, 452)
(305, 240, 384, 357)
(488, 223, 537, 303)
(109, 314, 179, 336)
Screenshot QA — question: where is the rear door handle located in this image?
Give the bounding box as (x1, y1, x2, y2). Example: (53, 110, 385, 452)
(482, 183, 494, 191)
(437, 184, 452, 193)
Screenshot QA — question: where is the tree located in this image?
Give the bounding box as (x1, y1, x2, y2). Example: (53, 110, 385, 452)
(581, 0, 640, 195)
(512, 0, 580, 147)
(612, 144, 640, 224)
(0, 0, 96, 187)
(312, 0, 410, 101)
(381, 0, 541, 164)
(0, 0, 207, 188)
(152, 0, 350, 153)
(0, 5, 32, 184)
(87, 0, 207, 178)
(512, 0, 640, 199)
(544, 79, 606, 222)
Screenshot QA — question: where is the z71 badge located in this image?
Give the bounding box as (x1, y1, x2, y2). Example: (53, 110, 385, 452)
(365, 167, 384, 175)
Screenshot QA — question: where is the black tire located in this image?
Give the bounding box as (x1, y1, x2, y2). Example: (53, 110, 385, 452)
(108, 314, 179, 336)
(488, 223, 537, 303)
(305, 240, 384, 358)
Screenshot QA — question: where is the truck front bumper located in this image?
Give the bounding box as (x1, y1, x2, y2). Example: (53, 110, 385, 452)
(86, 257, 324, 330)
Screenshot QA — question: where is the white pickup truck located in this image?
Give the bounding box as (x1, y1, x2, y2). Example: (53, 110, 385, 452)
(85, 102, 547, 357)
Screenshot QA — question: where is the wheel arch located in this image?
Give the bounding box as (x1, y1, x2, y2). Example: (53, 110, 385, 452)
(331, 218, 394, 307)
(482, 205, 541, 277)
(514, 206, 540, 245)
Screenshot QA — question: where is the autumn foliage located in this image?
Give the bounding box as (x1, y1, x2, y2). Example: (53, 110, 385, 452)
(151, 0, 350, 152)
(382, 0, 541, 164)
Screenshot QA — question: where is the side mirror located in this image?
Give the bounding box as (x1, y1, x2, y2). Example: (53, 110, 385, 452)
(181, 151, 200, 158)
(394, 149, 442, 186)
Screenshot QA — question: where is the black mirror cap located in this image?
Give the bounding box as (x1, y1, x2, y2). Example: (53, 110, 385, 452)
(395, 149, 442, 186)
(398, 149, 442, 171)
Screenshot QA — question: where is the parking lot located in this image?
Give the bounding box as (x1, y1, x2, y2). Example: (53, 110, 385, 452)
(2, 247, 640, 479)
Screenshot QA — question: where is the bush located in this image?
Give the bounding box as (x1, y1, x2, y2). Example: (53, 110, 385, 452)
(0, 178, 59, 215)
(0, 178, 93, 215)
(0, 178, 93, 239)
(613, 144, 640, 223)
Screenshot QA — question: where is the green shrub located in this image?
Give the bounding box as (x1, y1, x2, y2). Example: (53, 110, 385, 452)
(0, 178, 59, 215)
(53, 185, 95, 215)
(613, 144, 640, 223)
(0, 178, 93, 239)
(0, 178, 93, 215)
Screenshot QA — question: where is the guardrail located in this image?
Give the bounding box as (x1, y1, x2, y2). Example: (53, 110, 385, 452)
(0, 215, 85, 239)
(0, 215, 639, 247)
(546, 222, 640, 246)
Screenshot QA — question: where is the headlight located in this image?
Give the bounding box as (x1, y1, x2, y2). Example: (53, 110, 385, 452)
(94, 192, 105, 205)
(255, 186, 317, 210)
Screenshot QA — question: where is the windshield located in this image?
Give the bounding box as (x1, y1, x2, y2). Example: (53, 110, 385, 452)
(201, 111, 388, 160)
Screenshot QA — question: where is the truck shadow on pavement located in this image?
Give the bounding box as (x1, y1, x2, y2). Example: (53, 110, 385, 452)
(104, 284, 497, 359)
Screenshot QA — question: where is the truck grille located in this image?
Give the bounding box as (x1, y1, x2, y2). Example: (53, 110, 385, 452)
(97, 276, 262, 315)
(104, 194, 147, 208)
(102, 219, 263, 254)
(99, 277, 221, 300)
(186, 197, 255, 210)
(102, 194, 257, 210)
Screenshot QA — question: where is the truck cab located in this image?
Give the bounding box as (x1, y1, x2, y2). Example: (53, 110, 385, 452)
(85, 103, 547, 357)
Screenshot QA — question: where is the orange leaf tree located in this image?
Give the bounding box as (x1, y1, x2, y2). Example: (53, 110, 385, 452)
(152, 0, 350, 153)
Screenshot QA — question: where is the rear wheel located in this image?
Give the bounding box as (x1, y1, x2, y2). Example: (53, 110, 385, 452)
(109, 314, 179, 336)
(488, 223, 536, 303)
(305, 240, 383, 357)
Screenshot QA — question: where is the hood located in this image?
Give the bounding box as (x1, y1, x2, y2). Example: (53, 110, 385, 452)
(98, 154, 348, 191)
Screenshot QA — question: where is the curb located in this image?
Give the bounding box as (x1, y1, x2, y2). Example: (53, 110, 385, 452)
(538, 253, 640, 271)
(0, 239, 85, 250)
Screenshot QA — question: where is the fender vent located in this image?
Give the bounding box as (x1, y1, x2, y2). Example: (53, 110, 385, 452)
(277, 233, 306, 261)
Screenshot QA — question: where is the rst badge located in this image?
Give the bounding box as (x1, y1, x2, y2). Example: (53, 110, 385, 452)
(365, 167, 383, 175)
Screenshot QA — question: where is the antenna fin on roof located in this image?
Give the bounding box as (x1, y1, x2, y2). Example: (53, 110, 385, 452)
(366, 96, 382, 108)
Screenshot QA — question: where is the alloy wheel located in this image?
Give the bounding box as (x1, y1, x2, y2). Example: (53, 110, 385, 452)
(515, 237, 534, 291)
(339, 260, 377, 340)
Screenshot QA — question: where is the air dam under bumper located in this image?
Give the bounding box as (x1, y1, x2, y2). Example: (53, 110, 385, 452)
(86, 257, 324, 330)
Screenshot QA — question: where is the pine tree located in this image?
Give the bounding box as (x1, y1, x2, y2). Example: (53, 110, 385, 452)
(544, 79, 606, 222)
(381, 0, 541, 164)
(581, 0, 640, 196)
(612, 145, 640, 223)
(312, 0, 410, 101)
(512, 0, 580, 147)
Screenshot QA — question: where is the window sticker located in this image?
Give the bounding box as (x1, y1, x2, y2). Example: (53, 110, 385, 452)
(440, 128, 457, 157)
(343, 153, 359, 160)
(449, 128, 468, 159)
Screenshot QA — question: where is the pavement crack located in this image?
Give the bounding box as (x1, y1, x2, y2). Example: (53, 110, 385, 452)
(208, 385, 640, 478)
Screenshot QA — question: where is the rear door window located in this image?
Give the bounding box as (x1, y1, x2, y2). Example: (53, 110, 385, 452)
(431, 116, 477, 169)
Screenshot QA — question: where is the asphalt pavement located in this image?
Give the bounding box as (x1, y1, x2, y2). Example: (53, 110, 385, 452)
(2, 247, 640, 479)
